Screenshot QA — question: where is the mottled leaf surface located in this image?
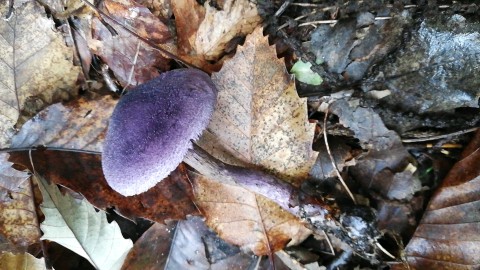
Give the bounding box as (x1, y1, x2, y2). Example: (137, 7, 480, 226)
(11, 96, 115, 152)
(0, 175, 40, 249)
(0, 252, 48, 270)
(0, 1, 80, 147)
(9, 149, 198, 223)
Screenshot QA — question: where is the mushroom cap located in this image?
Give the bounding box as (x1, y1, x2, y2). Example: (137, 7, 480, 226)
(102, 69, 217, 196)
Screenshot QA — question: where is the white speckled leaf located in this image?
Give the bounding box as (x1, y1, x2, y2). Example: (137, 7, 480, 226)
(199, 27, 317, 184)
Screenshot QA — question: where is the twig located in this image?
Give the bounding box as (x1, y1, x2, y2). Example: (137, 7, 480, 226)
(401, 127, 478, 143)
(376, 242, 396, 259)
(322, 230, 335, 256)
(101, 64, 120, 93)
(275, 0, 291, 17)
(298, 17, 391, 27)
(323, 107, 357, 204)
(121, 41, 142, 95)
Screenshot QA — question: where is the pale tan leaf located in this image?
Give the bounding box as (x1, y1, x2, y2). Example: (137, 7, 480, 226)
(0, 1, 81, 147)
(0, 153, 30, 191)
(193, 174, 311, 255)
(0, 177, 40, 248)
(0, 252, 48, 270)
(172, 0, 261, 70)
(200, 27, 317, 182)
(194, 27, 316, 255)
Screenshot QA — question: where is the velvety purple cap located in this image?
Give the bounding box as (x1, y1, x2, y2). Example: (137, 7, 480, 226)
(102, 69, 217, 196)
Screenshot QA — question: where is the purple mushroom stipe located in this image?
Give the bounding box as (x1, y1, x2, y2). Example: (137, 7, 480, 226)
(102, 69, 217, 196)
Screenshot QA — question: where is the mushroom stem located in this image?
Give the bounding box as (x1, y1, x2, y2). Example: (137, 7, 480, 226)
(184, 144, 380, 263)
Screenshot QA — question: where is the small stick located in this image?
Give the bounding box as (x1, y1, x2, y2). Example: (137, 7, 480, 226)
(323, 107, 357, 204)
(401, 127, 478, 143)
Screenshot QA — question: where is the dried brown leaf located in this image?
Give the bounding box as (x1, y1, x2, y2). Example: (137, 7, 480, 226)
(193, 27, 315, 255)
(0, 252, 48, 270)
(201, 27, 317, 182)
(91, 0, 174, 87)
(122, 216, 256, 269)
(172, 0, 261, 70)
(398, 131, 480, 269)
(193, 174, 311, 255)
(0, 176, 40, 248)
(0, 1, 81, 147)
(9, 149, 198, 223)
(11, 96, 115, 152)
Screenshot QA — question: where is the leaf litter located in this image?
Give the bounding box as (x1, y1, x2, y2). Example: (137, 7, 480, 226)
(0, 1, 479, 269)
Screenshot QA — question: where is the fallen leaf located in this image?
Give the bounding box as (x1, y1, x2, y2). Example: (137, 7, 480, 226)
(0, 1, 81, 147)
(0, 252, 48, 270)
(37, 175, 133, 270)
(192, 27, 315, 255)
(193, 174, 312, 255)
(0, 175, 40, 249)
(397, 131, 480, 269)
(329, 99, 422, 201)
(11, 96, 115, 152)
(9, 149, 199, 223)
(172, 0, 261, 70)
(201, 27, 317, 183)
(0, 153, 30, 193)
(122, 216, 255, 270)
(91, 0, 174, 87)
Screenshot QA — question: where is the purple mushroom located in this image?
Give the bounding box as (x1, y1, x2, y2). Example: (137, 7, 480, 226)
(102, 69, 217, 196)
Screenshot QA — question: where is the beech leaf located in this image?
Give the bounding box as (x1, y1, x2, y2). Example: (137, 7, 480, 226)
(37, 175, 132, 270)
(199, 27, 318, 182)
(398, 133, 480, 269)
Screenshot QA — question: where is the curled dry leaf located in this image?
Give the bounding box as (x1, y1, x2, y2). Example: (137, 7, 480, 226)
(194, 27, 316, 255)
(0, 1, 81, 147)
(91, 0, 174, 87)
(172, 0, 261, 71)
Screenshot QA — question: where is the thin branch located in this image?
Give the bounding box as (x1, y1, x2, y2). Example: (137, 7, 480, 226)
(323, 107, 357, 204)
(401, 127, 478, 143)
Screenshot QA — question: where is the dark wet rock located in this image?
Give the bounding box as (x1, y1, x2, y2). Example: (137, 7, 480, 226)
(364, 14, 480, 114)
